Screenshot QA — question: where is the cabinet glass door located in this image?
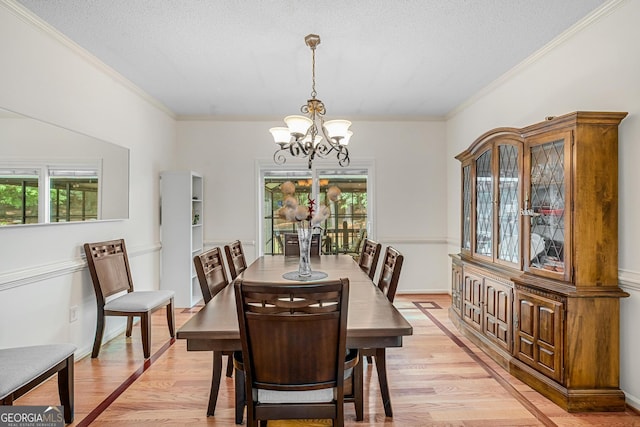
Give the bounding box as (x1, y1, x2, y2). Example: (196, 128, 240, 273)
(475, 150, 492, 257)
(528, 138, 565, 275)
(497, 144, 520, 264)
(462, 165, 471, 251)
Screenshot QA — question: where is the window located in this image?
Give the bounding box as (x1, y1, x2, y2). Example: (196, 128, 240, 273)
(260, 163, 373, 256)
(0, 162, 100, 225)
(0, 168, 39, 225)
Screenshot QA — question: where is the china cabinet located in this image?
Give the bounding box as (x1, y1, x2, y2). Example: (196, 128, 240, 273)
(450, 111, 628, 411)
(160, 171, 204, 307)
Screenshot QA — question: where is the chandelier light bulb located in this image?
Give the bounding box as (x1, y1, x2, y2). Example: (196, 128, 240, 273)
(340, 130, 353, 145)
(324, 119, 352, 140)
(284, 115, 313, 138)
(269, 127, 291, 144)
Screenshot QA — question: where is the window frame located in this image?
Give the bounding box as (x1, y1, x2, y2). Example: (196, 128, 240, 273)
(0, 159, 102, 226)
(256, 159, 375, 257)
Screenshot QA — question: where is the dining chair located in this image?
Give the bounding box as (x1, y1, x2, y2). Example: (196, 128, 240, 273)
(282, 232, 321, 256)
(234, 278, 359, 427)
(224, 240, 248, 280)
(84, 239, 175, 359)
(376, 246, 404, 303)
(362, 245, 404, 415)
(193, 247, 245, 423)
(345, 228, 367, 259)
(358, 238, 382, 280)
(1, 343, 76, 424)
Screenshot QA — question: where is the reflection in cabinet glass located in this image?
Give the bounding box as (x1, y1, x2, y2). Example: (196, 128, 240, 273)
(498, 145, 519, 264)
(475, 150, 492, 256)
(462, 166, 472, 251)
(528, 139, 565, 274)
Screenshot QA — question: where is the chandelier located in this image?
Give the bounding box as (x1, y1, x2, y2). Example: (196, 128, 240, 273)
(269, 34, 352, 169)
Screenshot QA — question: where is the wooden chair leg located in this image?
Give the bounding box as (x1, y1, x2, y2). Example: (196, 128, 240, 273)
(353, 358, 363, 421)
(234, 366, 245, 424)
(58, 354, 74, 424)
(226, 355, 234, 377)
(92, 313, 105, 358)
(126, 315, 134, 337)
(336, 392, 344, 427)
(208, 351, 223, 416)
(141, 313, 151, 359)
(375, 348, 393, 417)
(167, 299, 175, 337)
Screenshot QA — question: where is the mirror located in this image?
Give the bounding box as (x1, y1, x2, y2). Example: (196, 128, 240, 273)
(0, 107, 129, 226)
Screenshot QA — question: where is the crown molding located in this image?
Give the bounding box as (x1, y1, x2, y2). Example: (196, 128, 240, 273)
(1, 0, 176, 119)
(446, 0, 629, 120)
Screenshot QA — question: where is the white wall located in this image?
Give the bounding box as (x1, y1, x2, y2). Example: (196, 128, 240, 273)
(3, 0, 636, 411)
(445, 0, 640, 408)
(0, 1, 176, 356)
(176, 118, 449, 293)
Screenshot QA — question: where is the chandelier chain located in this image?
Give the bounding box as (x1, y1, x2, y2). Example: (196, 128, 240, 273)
(311, 46, 317, 99)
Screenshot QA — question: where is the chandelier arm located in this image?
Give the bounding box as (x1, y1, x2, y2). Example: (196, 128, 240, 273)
(273, 146, 288, 165)
(336, 145, 350, 167)
(289, 140, 310, 158)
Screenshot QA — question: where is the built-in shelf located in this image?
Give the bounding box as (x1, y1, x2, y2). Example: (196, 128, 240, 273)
(160, 171, 204, 308)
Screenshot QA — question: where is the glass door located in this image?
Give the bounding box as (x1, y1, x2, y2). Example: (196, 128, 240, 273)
(263, 170, 313, 255)
(524, 133, 569, 279)
(260, 165, 372, 256)
(496, 143, 521, 266)
(475, 149, 493, 258)
(317, 169, 369, 255)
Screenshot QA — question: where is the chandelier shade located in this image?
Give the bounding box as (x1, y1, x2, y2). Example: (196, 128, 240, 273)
(270, 34, 352, 169)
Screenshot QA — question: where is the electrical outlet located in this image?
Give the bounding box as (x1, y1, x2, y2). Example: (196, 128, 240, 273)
(69, 306, 78, 323)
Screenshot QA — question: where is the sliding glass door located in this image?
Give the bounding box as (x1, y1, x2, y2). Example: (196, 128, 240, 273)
(260, 165, 372, 256)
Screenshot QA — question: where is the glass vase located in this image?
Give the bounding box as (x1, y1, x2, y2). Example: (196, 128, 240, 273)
(297, 227, 313, 277)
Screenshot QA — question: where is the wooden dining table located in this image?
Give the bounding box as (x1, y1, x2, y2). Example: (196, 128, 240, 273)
(177, 254, 413, 420)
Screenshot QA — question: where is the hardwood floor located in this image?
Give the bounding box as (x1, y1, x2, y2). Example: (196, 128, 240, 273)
(15, 294, 640, 426)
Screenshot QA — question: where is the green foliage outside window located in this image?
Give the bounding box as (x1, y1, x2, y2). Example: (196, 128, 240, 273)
(0, 178, 39, 225)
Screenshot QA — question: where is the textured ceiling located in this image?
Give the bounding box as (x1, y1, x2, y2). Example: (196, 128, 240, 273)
(16, 0, 609, 118)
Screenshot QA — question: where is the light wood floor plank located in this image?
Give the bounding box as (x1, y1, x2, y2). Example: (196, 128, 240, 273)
(13, 294, 640, 426)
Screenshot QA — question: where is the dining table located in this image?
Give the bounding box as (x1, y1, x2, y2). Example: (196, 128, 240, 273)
(176, 254, 413, 421)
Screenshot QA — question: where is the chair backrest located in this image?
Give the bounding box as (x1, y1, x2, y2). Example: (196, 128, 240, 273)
(84, 239, 134, 305)
(358, 238, 382, 280)
(377, 246, 404, 302)
(283, 232, 321, 256)
(193, 247, 229, 304)
(224, 240, 247, 280)
(235, 278, 349, 392)
(349, 228, 367, 254)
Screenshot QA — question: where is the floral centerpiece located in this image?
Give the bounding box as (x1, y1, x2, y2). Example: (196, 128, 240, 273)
(276, 181, 340, 277)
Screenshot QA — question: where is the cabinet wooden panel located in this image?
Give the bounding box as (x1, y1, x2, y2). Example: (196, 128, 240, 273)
(462, 272, 482, 332)
(450, 112, 628, 411)
(451, 260, 463, 316)
(514, 287, 563, 382)
(483, 278, 512, 352)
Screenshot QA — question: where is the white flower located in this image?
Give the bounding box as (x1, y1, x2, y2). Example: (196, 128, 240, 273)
(294, 205, 309, 221)
(283, 196, 298, 209)
(327, 186, 341, 202)
(311, 205, 330, 226)
(280, 181, 296, 196)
